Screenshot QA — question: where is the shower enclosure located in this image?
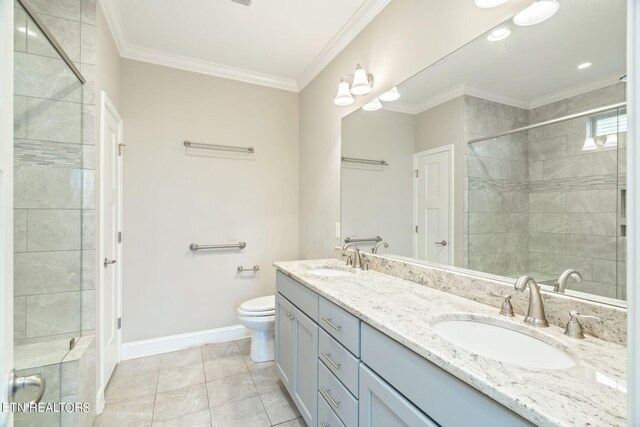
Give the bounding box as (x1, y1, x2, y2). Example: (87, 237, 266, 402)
(13, 0, 96, 425)
(464, 84, 627, 301)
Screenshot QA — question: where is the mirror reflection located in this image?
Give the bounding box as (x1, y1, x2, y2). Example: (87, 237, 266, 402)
(341, 0, 627, 302)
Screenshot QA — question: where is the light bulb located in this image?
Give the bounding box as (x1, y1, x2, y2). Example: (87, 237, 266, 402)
(577, 62, 592, 70)
(379, 87, 400, 102)
(362, 98, 382, 111)
(513, 0, 559, 26)
(334, 79, 354, 106)
(350, 64, 372, 95)
(582, 137, 598, 151)
(475, 0, 509, 7)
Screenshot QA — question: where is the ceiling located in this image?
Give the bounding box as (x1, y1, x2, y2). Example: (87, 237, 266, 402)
(101, 0, 390, 91)
(388, 0, 626, 112)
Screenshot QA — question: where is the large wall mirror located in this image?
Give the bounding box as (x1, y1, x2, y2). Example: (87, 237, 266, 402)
(341, 0, 627, 304)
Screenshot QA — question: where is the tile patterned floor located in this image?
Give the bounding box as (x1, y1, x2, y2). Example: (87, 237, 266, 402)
(93, 339, 305, 427)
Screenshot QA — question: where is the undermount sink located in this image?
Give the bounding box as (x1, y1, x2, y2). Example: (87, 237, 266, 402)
(433, 319, 575, 370)
(306, 268, 355, 278)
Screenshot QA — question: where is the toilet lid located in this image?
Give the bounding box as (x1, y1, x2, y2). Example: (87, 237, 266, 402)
(240, 295, 275, 312)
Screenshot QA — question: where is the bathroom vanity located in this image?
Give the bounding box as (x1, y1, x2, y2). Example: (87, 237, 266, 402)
(274, 258, 627, 427)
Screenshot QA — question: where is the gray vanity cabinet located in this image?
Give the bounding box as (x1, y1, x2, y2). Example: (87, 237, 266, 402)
(360, 364, 438, 427)
(276, 273, 319, 427)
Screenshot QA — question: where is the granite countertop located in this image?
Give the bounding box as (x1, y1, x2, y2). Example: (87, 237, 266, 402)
(274, 258, 627, 427)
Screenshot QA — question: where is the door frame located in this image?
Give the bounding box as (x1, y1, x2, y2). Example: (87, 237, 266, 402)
(413, 145, 455, 264)
(97, 91, 124, 412)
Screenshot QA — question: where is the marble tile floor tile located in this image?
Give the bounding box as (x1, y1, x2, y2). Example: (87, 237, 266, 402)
(94, 339, 304, 427)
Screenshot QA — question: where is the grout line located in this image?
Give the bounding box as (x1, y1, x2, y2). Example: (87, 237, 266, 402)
(239, 341, 274, 426)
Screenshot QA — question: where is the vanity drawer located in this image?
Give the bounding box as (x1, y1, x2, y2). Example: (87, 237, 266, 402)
(319, 297, 360, 356)
(319, 329, 360, 397)
(319, 362, 358, 427)
(276, 271, 318, 321)
(318, 391, 346, 427)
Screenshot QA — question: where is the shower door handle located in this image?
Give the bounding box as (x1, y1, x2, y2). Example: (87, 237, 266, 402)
(104, 258, 117, 267)
(8, 369, 46, 404)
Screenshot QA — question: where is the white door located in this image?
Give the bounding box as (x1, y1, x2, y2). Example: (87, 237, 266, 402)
(99, 92, 123, 401)
(414, 146, 453, 264)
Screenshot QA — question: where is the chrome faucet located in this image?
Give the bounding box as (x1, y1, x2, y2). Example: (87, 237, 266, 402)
(342, 243, 363, 269)
(372, 241, 389, 254)
(514, 276, 549, 327)
(555, 269, 582, 293)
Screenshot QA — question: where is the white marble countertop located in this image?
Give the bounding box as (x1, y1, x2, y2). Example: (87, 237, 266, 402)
(274, 259, 627, 427)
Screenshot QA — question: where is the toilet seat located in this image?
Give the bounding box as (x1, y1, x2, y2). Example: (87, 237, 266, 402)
(238, 308, 275, 317)
(239, 295, 275, 312)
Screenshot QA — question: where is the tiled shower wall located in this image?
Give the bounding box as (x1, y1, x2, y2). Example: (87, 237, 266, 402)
(465, 83, 626, 299)
(13, 0, 96, 344)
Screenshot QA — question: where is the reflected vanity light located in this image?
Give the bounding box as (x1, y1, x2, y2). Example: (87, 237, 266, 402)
(513, 0, 559, 26)
(378, 87, 400, 102)
(604, 134, 618, 148)
(362, 98, 382, 111)
(577, 62, 592, 70)
(333, 64, 374, 106)
(581, 137, 598, 151)
(475, 0, 509, 8)
(487, 28, 511, 41)
(17, 26, 36, 36)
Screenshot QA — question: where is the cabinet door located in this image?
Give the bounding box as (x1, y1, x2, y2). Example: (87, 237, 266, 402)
(292, 304, 319, 427)
(360, 364, 438, 427)
(275, 293, 294, 392)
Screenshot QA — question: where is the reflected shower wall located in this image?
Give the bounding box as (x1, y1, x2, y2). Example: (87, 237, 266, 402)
(13, 0, 97, 425)
(464, 83, 627, 300)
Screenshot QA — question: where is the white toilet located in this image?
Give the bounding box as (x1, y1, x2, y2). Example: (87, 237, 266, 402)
(237, 295, 276, 362)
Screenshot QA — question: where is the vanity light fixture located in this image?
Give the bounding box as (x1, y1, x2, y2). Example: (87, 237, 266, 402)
(513, 0, 559, 26)
(351, 64, 374, 95)
(378, 87, 400, 102)
(333, 64, 375, 106)
(577, 62, 592, 70)
(487, 28, 511, 41)
(362, 98, 382, 111)
(581, 137, 598, 151)
(475, 0, 509, 8)
(334, 77, 355, 106)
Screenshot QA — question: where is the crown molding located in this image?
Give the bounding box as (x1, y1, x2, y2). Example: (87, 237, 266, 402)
(100, 0, 388, 93)
(528, 74, 624, 109)
(119, 43, 299, 92)
(99, 0, 126, 55)
(464, 85, 530, 110)
(296, 0, 391, 90)
(381, 102, 419, 115)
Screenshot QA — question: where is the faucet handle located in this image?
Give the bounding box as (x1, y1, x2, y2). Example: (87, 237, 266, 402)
(346, 255, 353, 266)
(363, 258, 370, 271)
(564, 310, 602, 339)
(487, 292, 515, 317)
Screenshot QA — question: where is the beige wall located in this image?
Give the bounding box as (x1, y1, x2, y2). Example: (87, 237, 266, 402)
(96, 6, 121, 109)
(415, 96, 465, 266)
(298, 0, 531, 258)
(120, 59, 299, 342)
(341, 109, 414, 256)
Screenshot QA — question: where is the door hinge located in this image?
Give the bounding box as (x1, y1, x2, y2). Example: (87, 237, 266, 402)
(415, 225, 418, 233)
(414, 169, 418, 178)
(118, 231, 122, 243)
(118, 143, 126, 156)
(117, 317, 122, 329)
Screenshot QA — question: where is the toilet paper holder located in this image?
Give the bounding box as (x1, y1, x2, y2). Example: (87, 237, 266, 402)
(237, 265, 260, 273)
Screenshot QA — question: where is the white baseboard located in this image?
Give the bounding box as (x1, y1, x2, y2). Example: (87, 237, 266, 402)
(121, 325, 250, 360)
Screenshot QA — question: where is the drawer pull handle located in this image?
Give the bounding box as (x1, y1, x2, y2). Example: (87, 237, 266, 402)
(320, 421, 331, 427)
(321, 316, 341, 331)
(321, 351, 341, 370)
(320, 386, 340, 409)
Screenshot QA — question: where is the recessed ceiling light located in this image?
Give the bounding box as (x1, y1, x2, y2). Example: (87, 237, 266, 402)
(513, 0, 559, 26)
(378, 87, 400, 102)
(362, 99, 382, 111)
(475, 0, 509, 8)
(577, 62, 592, 70)
(487, 28, 511, 41)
